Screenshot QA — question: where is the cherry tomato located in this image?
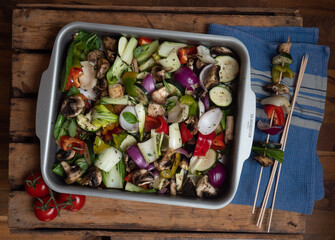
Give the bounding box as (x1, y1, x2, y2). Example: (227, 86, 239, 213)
(24, 171, 50, 198)
(56, 193, 86, 212)
(34, 195, 58, 222)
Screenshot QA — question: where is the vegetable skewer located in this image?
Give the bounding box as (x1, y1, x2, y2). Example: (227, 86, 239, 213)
(252, 37, 291, 214)
(266, 55, 308, 232)
(256, 55, 308, 228)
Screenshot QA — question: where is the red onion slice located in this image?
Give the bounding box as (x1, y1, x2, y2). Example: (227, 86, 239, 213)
(175, 148, 190, 157)
(174, 66, 198, 90)
(257, 120, 284, 135)
(203, 93, 210, 111)
(126, 145, 148, 169)
(199, 64, 215, 91)
(209, 161, 226, 188)
(141, 74, 156, 94)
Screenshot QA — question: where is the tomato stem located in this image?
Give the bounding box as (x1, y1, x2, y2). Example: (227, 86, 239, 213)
(49, 188, 61, 217)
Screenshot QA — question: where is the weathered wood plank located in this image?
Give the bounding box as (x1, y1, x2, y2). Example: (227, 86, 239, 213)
(8, 143, 40, 187)
(15, 5, 301, 16)
(12, 53, 50, 97)
(4, 223, 305, 240)
(8, 191, 304, 233)
(9, 98, 36, 138)
(12, 9, 302, 50)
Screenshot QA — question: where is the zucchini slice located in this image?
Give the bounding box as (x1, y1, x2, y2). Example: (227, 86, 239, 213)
(215, 55, 239, 82)
(189, 149, 217, 173)
(209, 85, 233, 107)
(134, 83, 150, 105)
(165, 79, 185, 96)
(272, 52, 293, 65)
(76, 112, 100, 132)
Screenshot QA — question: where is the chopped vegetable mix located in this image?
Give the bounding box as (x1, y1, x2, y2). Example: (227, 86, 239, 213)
(53, 32, 239, 199)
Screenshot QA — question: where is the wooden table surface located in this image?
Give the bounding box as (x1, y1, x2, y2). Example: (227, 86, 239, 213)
(1, 2, 335, 240)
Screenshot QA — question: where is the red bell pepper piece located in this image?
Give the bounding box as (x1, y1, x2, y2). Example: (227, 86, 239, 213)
(178, 48, 188, 64)
(124, 172, 134, 183)
(60, 136, 85, 155)
(180, 122, 193, 144)
(65, 67, 82, 91)
(103, 126, 122, 142)
(184, 46, 198, 55)
(264, 105, 285, 126)
(144, 115, 161, 132)
(138, 37, 153, 46)
(155, 116, 169, 134)
(194, 132, 216, 157)
(211, 133, 226, 150)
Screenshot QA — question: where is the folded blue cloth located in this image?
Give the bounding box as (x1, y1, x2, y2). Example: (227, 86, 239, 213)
(208, 24, 330, 214)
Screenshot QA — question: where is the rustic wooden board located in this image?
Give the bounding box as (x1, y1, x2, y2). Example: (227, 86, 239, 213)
(9, 98, 36, 139)
(12, 8, 302, 50)
(8, 191, 304, 233)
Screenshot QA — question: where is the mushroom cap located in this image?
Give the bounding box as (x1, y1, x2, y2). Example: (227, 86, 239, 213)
(181, 177, 197, 197)
(132, 169, 154, 187)
(60, 161, 82, 185)
(151, 66, 166, 82)
(80, 166, 102, 188)
(60, 95, 85, 118)
(196, 175, 218, 199)
(79, 61, 97, 90)
(56, 149, 76, 161)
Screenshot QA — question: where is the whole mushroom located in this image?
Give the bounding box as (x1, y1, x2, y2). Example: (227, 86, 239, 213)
(80, 166, 102, 188)
(60, 95, 85, 118)
(60, 161, 82, 184)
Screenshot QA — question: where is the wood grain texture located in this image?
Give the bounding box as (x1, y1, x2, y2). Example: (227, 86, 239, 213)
(12, 53, 50, 97)
(8, 191, 305, 233)
(9, 98, 36, 139)
(12, 8, 302, 50)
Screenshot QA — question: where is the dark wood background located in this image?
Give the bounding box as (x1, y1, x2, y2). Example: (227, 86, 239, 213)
(1, 1, 335, 239)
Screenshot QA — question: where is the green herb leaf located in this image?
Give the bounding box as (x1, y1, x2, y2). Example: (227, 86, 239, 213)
(122, 112, 138, 124)
(252, 146, 285, 163)
(68, 118, 77, 137)
(53, 113, 65, 139)
(163, 79, 171, 94)
(67, 86, 81, 97)
(166, 98, 177, 112)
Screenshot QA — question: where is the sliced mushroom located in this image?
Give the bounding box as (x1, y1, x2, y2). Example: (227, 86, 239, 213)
(195, 59, 207, 71)
(78, 61, 97, 90)
(179, 157, 189, 170)
(60, 95, 85, 118)
(96, 58, 110, 79)
(56, 149, 75, 161)
(132, 169, 154, 187)
(151, 66, 166, 82)
(154, 148, 175, 171)
(108, 83, 124, 98)
(93, 78, 109, 98)
(203, 64, 220, 89)
(170, 177, 177, 196)
(186, 57, 195, 71)
(265, 83, 290, 95)
(181, 177, 197, 197)
(87, 49, 105, 66)
(210, 46, 233, 58)
(148, 102, 166, 117)
(279, 42, 292, 53)
(103, 36, 117, 52)
(131, 58, 139, 73)
(184, 116, 198, 135)
(60, 161, 82, 184)
(196, 175, 218, 199)
(254, 155, 273, 167)
(80, 166, 102, 188)
(124, 153, 138, 173)
(106, 49, 116, 64)
(151, 87, 169, 105)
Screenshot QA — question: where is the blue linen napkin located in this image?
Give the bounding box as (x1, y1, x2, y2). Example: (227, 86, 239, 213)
(208, 24, 330, 214)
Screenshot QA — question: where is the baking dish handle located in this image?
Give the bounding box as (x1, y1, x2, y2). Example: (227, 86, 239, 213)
(36, 68, 53, 143)
(238, 87, 256, 161)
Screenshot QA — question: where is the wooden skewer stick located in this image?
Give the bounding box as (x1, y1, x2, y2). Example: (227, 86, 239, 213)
(257, 55, 308, 228)
(252, 36, 290, 214)
(266, 55, 309, 232)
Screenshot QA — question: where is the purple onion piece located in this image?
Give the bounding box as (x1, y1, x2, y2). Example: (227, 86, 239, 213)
(257, 120, 284, 135)
(141, 74, 156, 94)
